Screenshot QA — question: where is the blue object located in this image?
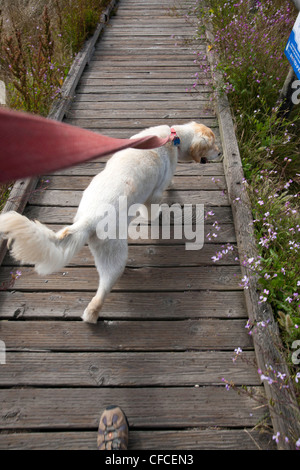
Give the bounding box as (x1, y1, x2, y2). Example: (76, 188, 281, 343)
(285, 13, 300, 79)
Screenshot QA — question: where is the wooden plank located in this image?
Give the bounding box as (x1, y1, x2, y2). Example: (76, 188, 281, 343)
(93, 51, 202, 58)
(95, 44, 200, 51)
(21, 222, 236, 244)
(115, 8, 193, 14)
(89, 60, 206, 67)
(24, 206, 233, 225)
(0, 319, 252, 352)
(0, 386, 265, 430)
(40, 175, 226, 191)
(98, 31, 195, 37)
(64, 118, 217, 128)
(107, 17, 195, 23)
(85, 65, 203, 71)
(76, 85, 212, 94)
(0, 351, 260, 387)
(103, 21, 196, 26)
(0, 429, 275, 450)
(0, 290, 247, 320)
(46, 162, 225, 176)
(77, 78, 212, 87)
(69, 100, 214, 110)
(73, 92, 211, 101)
(96, 31, 196, 38)
(75, 86, 211, 95)
(94, 43, 204, 51)
(27, 189, 229, 207)
(3, 242, 238, 268)
(81, 71, 211, 79)
(0, 266, 242, 291)
(67, 103, 214, 116)
(95, 39, 197, 46)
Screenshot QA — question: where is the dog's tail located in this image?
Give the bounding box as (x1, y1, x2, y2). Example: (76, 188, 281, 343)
(0, 211, 90, 275)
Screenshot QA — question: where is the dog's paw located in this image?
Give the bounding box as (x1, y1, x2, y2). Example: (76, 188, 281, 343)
(81, 308, 98, 324)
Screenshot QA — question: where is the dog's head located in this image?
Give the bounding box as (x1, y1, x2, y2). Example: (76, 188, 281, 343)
(177, 122, 221, 163)
(190, 122, 221, 163)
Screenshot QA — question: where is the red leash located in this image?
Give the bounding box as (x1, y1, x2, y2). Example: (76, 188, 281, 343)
(0, 108, 179, 183)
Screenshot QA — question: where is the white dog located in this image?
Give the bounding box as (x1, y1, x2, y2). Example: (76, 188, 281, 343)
(0, 122, 220, 323)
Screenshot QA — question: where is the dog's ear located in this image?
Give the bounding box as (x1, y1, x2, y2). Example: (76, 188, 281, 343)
(190, 138, 209, 162)
(192, 123, 216, 140)
(190, 123, 216, 162)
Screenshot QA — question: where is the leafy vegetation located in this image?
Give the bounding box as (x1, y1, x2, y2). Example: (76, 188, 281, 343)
(191, 0, 299, 385)
(0, 0, 112, 208)
(0, 0, 112, 115)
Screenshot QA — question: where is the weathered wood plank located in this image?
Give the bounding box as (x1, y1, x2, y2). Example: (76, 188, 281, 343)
(76, 85, 212, 94)
(28, 189, 229, 207)
(80, 70, 211, 80)
(0, 290, 247, 320)
(84, 64, 203, 71)
(93, 53, 202, 61)
(0, 266, 242, 291)
(98, 31, 195, 37)
(96, 32, 196, 40)
(69, 101, 214, 112)
(65, 117, 217, 128)
(0, 351, 260, 386)
(75, 78, 212, 87)
(0, 387, 265, 430)
(0, 429, 275, 450)
(3, 241, 238, 268)
(76, 85, 210, 95)
(41, 175, 226, 191)
(94, 40, 198, 48)
(0, 319, 252, 352)
(100, 39, 196, 44)
(66, 107, 215, 118)
(107, 17, 195, 23)
(101, 21, 196, 27)
(17, 222, 236, 244)
(46, 161, 225, 176)
(73, 92, 211, 101)
(94, 46, 205, 54)
(90, 59, 203, 66)
(24, 205, 232, 225)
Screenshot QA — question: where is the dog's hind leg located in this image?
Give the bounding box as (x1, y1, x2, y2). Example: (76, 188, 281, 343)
(81, 236, 128, 324)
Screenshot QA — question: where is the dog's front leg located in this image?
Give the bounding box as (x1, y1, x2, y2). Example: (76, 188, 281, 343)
(82, 294, 105, 324)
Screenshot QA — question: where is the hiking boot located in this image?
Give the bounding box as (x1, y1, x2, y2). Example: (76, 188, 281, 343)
(97, 405, 129, 450)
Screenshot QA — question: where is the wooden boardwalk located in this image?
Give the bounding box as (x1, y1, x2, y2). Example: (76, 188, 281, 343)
(0, 0, 276, 450)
